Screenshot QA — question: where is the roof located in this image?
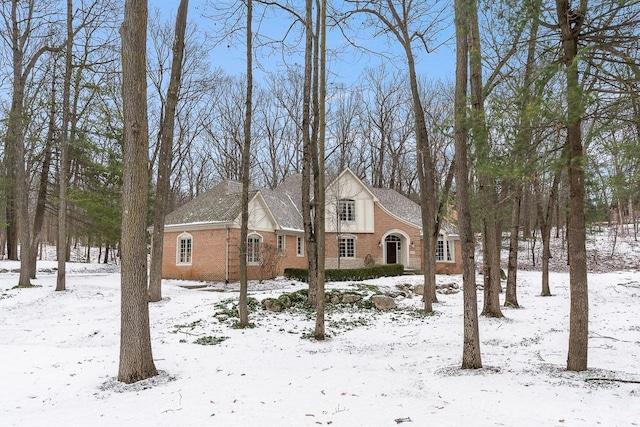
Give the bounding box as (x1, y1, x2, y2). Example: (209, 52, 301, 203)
(164, 180, 249, 226)
(369, 187, 422, 227)
(165, 169, 458, 236)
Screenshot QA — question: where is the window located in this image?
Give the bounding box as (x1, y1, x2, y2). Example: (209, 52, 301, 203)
(296, 236, 304, 256)
(436, 237, 445, 261)
(247, 234, 262, 264)
(338, 199, 355, 221)
(177, 233, 192, 264)
(436, 234, 453, 262)
(277, 234, 285, 254)
(339, 236, 355, 258)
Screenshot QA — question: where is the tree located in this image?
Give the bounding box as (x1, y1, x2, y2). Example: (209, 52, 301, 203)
(56, 0, 73, 291)
(455, 0, 481, 369)
(554, 0, 588, 372)
(468, 0, 503, 319)
(118, 0, 157, 384)
(239, 0, 254, 327)
(313, 0, 327, 340)
(149, 0, 189, 303)
(342, 0, 448, 312)
(2, 0, 62, 285)
(29, 60, 57, 280)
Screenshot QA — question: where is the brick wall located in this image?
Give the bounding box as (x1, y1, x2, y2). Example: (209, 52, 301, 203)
(162, 205, 462, 281)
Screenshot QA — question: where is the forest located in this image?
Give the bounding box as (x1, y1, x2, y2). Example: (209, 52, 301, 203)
(1, 0, 639, 383)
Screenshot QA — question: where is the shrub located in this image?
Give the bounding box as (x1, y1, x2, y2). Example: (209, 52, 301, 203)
(194, 335, 228, 345)
(284, 264, 404, 282)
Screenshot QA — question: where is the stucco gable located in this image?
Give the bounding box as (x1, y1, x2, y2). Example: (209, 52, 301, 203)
(238, 191, 278, 231)
(325, 168, 378, 203)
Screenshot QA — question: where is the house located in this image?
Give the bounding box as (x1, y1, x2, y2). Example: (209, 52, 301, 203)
(160, 168, 462, 282)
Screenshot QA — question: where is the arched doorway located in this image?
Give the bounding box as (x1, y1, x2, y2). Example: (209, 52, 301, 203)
(385, 234, 402, 264)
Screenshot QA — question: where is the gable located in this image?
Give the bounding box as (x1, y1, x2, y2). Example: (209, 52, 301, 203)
(233, 191, 278, 232)
(325, 168, 377, 233)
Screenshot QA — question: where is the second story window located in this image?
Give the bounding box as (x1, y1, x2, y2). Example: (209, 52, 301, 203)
(338, 199, 355, 222)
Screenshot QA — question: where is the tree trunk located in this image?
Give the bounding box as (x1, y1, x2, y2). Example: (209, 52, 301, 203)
(538, 167, 561, 297)
(555, 0, 588, 372)
(30, 72, 57, 279)
(238, 0, 252, 327)
(505, 184, 521, 307)
(118, 0, 157, 384)
(314, 0, 327, 340)
(56, 0, 74, 292)
(149, 0, 188, 303)
(467, 0, 502, 318)
(455, 0, 481, 369)
(302, 0, 318, 307)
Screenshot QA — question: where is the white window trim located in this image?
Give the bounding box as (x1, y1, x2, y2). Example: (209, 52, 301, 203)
(176, 232, 193, 265)
(296, 236, 304, 257)
(247, 233, 262, 265)
(437, 234, 455, 263)
(339, 234, 356, 258)
(338, 199, 356, 222)
(277, 234, 286, 256)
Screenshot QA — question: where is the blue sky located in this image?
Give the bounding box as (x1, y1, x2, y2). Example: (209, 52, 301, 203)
(148, 0, 456, 86)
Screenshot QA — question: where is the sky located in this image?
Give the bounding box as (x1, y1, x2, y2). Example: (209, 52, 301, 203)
(2, 227, 640, 426)
(148, 0, 457, 86)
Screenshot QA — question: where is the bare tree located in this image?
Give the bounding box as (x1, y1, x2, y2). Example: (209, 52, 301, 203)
(342, 0, 448, 312)
(56, 0, 73, 291)
(2, 0, 62, 285)
(455, 0, 481, 369)
(149, 0, 189, 303)
(118, 0, 157, 384)
(239, 0, 254, 327)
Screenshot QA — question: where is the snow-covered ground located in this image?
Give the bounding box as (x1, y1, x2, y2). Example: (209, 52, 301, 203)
(1, 228, 639, 426)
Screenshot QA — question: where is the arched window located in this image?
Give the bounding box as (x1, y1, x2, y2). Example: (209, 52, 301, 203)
(247, 234, 262, 264)
(177, 232, 193, 265)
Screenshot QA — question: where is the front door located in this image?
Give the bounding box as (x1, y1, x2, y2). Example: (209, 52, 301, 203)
(386, 241, 397, 264)
(385, 235, 402, 264)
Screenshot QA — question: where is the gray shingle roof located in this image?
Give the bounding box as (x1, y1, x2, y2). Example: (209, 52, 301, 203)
(368, 187, 422, 227)
(165, 180, 249, 226)
(165, 171, 457, 236)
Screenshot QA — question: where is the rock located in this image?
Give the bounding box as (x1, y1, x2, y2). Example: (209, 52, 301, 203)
(400, 289, 413, 298)
(341, 294, 362, 304)
(263, 298, 282, 312)
(412, 284, 424, 295)
(371, 295, 396, 310)
(330, 295, 340, 304)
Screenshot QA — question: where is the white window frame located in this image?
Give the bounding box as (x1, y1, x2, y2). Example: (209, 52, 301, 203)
(436, 234, 454, 263)
(339, 235, 356, 258)
(277, 234, 285, 255)
(176, 232, 193, 265)
(247, 233, 262, 265)
(338, 199, 356, 222)
(296, 236, 304, 257)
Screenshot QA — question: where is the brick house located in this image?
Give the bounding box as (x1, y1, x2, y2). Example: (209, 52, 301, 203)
(161, 168, 462, 282)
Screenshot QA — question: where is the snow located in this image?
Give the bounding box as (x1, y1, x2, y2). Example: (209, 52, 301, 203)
(1, 229, 640, 426)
